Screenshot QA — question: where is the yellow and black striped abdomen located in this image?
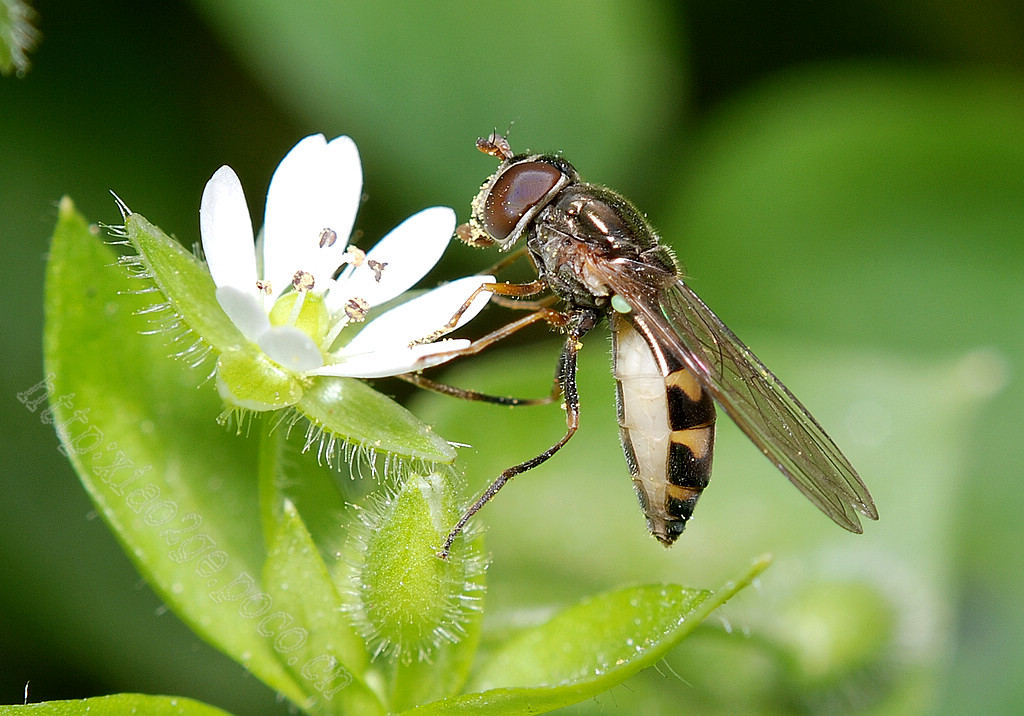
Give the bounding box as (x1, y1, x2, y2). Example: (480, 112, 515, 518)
(612, 314, 716, 545)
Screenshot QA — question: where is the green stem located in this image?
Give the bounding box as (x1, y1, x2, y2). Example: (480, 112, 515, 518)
(256, 412, 285, 549)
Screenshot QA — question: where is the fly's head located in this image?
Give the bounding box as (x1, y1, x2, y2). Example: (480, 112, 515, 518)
(456, 136, 579, 252)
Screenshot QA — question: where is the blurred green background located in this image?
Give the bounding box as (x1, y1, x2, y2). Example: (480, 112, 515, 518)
(2, 0, 1023, 713)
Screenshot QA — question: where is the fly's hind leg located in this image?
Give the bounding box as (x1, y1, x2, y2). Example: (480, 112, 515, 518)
(437, 308, 600, 558)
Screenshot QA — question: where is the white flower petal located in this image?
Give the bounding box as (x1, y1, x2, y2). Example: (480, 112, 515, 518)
(258, 326, 325, 372)
(311, 339, 471, 379)
(328, 206, 455, 313)
(215, 286, 271, 342)
(339, 275, 494, 355)
(262, 135, 362, 300)
(200, 166, 258, 296)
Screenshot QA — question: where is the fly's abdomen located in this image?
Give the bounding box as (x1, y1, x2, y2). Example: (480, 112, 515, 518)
(612, 314, 716, 545)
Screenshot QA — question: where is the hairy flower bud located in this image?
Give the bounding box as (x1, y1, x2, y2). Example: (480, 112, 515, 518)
(345, 473, 487, 664)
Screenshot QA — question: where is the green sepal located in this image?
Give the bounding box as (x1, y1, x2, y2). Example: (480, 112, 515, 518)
(216, 348, 303, 410)
(296, 378, 457, 465)
(349, 474, 486, 709)
(359, 475, 463, 654)
(123, 212, 246, 355)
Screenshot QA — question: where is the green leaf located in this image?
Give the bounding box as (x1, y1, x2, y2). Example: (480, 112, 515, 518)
(0, 694, 234, 716)
(261, 498, 383, 716)
(404, 557, 769, 715)
(43, 199, 305, 704)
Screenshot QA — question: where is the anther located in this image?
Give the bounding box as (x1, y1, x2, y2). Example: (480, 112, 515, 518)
(292, 270, 315, 292)
(345, 297, 370, 322)
(344, 246, 366, 267)
(368, 259, 388, 282)
(319, 228, 338, 248)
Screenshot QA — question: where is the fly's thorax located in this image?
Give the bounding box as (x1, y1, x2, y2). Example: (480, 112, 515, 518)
(526, 180, 681, 308)
(525, 229, 612, 311)
(554, 184, 661, 251)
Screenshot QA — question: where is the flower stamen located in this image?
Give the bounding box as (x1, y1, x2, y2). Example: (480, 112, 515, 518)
(345, 296, 371, 322)
(319, 227, 338, 248)
(344, 245, 366, 267)
(323, 319, 346, 351)
(286, 270, 316, 326)
(368, 259, 388, 282)
(292, 270, 315, 292)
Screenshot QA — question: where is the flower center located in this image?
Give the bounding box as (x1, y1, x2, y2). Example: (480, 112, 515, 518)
(268, 287, 330, 346)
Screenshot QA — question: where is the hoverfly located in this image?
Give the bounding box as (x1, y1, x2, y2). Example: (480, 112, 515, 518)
(419, 135, 877, 557)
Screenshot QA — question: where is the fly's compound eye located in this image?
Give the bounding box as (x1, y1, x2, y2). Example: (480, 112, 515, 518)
(482, 161, 565, 241)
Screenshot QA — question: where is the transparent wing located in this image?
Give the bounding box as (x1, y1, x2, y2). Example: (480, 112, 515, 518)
(599, 258, 878, 532)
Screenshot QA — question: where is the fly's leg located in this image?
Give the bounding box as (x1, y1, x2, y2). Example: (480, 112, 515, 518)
(489, 293, 558, 311)
(400, 372, 560, 407)
(412, 278, 548, 346)
(477, 247, 556, 312)
(438, 308, 599, 558)
(400, 307, 567, 406)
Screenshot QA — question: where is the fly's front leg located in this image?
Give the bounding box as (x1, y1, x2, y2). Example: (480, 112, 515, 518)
(477, 246, 554, 311)
(412, 279, 548, 346)
(438, 308, 600, 558)
(490, 292, 557, 312)
(399, 307, 568, 406)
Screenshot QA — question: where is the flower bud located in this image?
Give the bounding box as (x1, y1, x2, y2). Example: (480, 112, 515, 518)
(346, 473, 487, 664)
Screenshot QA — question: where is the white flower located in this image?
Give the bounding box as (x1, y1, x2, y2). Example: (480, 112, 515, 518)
(199, 134, 492, 384)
